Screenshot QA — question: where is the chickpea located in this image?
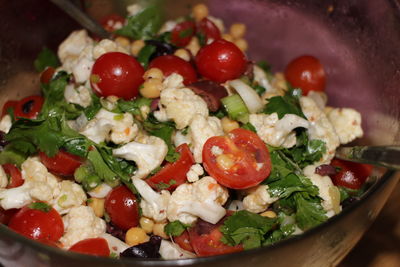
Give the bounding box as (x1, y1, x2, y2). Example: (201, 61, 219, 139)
(221, 117, 240, 133)
(125, 227, 150, 246)
(234, 38, 248, 52)
(115, 36, 131, 50)
(87, 198, 105, 218)
(130, 40, 145, 56)
(139, 217, 155, 234)
(143, 68, 164, 80)
(153, 223, 168, 239)
(222, 33, 234, 42)
(174, 48, 191, 61)
(230, 23, 246, 39)
(192, 3, 209, 22)
(139, 78, 163, 98)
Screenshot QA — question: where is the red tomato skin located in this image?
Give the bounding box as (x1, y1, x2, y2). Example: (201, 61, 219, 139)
(91, 52, 144, 100)
(8, 204, 64, 242)
(69, 237, 110, 257)
(173, 230, 194, 252)
(149, 55, 197, 85)
(0, 208, 19, 225)
(146, 144, 195, 191)
(195, 39, 247, 83)
(100, 14, 126, 33)
(2, 164, 24, 188)
(2, 100, 18, 118)
(105, 186, 140, 231)
(14, 95, 44, 119)
(39, 150, 83, 177)
(203, 128, 271, 189)
(284, 55, 326, 95)
(40, 66, 55, 84)
(171, 21, 196, 47)
(197, 18, 221, 44)
(330, 159, 372, 190)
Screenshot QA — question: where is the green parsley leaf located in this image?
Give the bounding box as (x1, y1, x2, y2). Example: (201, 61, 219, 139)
(137, 44, 157, 68)
(294, 193, 327, 230)
(28, 202, 52, 213)
(155, 179, 176, 190)
(33, 47, 60, 72)
(263, 89, 306, 119)
(164, 220, 191, 237)
(241, 122, 257, 133)
(113, 97, 152, 118)
(84, 93, 102, 120)
(87, 148, 121, 188)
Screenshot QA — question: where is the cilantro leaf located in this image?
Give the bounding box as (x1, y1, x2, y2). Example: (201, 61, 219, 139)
(137, 44, 157, 68)
(28, 202, 52, 212)
(84, 93, 102, 120)
(33, 47, 60, 72)
(164, 221, 191, 237)
(263, 89, 305, 119)
(294, 193, 327, 230)
(113, 97, 152, 118)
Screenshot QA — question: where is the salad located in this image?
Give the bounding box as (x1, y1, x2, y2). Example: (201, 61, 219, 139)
(0, 2, 372, 260)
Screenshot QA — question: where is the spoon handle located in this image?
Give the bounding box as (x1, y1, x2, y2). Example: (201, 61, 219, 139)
(50, 0, 110, 39)
(335, 146, 400, 170)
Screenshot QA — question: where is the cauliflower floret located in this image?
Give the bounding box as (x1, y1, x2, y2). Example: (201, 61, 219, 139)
(249, 113, 309, 148)
(58, 30, 93, 64)
(173, 130, 192, 148)
(300, 96, 340, 163)
(92, 39, 128, 60)
(308, 91, 327, 110)
(60, 205, 106, 248)
(303, 165, 341, 217)
(157, 87, 208, 129)
(167, 176, 228, 224)
(0, 165, 7, 188)
(88, 183, 113, 198)
(53, 181, 87, 215)
(132, 178, 170, 222)
(159, 240, 196, 260)
(186, 164, 204, 183)
(80, 109, 138, 144)
(162, 73, 185, 90)
(326, 108, 363, 144)
(126, 4, 142, 16)
(0, 114, 12, 133)
(64, 84, 92, 108)
(113, 136, 167, 179)
(71, 45, 94, 83)
(242, 185, 278, 213)
(189, 115, 223, 163)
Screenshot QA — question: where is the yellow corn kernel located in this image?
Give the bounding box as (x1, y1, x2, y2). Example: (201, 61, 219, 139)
(115, 36, 131, 50)
(192, 3, 209, 22)
(139, 78, 163, 98)
(125, 227, 150, 246)
(139, 217, 155, 234)
(87, 198, 105, 218)
(222, 33, 234, 42)
(130, 40, 145, 56)
(143, 68, 164, 80)
(216, 154, 235, 170)
(174, 48, 191, 61)
(153, 223, 168, 239)
(221, 117, 240, 133)
(234, 38, 248, 52)
(230, 23, 246, 39)
(260, 210, 277, 218)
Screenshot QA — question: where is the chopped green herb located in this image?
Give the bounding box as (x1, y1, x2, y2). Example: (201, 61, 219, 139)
(29, 202, 52, 212)
(137, 44, 157, 68)
(263, 89, 305, 119)
(164, 220, 191, 237)
(34, 47, 60, 72)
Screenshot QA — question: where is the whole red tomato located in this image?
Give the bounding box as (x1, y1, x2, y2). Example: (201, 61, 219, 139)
(284, 55, 326, 95)
(330, 159, 372, 190)
(195, 39, 247, 83)
(39, 150, 83, 177)
(91, 52, 144, 100)
(105, 185, 140, 231)
(149, 55, 197, 85)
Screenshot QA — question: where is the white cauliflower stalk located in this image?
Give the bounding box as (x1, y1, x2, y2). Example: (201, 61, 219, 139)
(159, 240, 196, 260)
(100, 233, 129, 254)
(0, 115, 12, 134)
(0, 165, 7, 188)
(186, 164, 204, 183)
(242, 185, 278, 213)
(88, 183, 113, 198)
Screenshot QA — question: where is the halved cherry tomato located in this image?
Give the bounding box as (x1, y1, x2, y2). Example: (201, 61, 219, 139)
(330, 158, 372, 190)
(91, 52, 144, 100)
(203, 128, 271, 189)
(197, 18, 221, 44)
(8, 202, 64, 242)
(1, 100, 18, 118)
(195, 39, 247, 83)
(173, 230, 194, 252)
(0, 208, 19, 225)
(39, 150, 83, 177)
(149, 55, 197, 85)
(14, 95, 44, 119)
(100, 14, 126, 33)
(2, 164, 24, 188)
(171, 21, 196, 47)
(69, 237, 110, 257)
(40, 66, 55, 84)
(284, 55, 326, 95)
(105, 185, 140, 231)
(188, 218, 243, 257)
(146, 143, 195, 191)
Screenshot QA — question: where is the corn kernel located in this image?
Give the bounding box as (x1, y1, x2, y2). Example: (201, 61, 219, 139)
(139, 78, 163, 98)
(222, 33, 234, 42)
(230, 23, 246, 39)
(125, 227, 150, 246)
(143, 68, 164, 80)
(139, 217, 155, 234)
(153, 223, 168, 239)
(234, 38, 248, 52)
(130, 40, 145, 56)
(260, 210, 277, 218)
(174, 48, 191, 61)
(192, 3, 209, 22)
(221, 117, 240, 133)
(87, 198, 105, 218)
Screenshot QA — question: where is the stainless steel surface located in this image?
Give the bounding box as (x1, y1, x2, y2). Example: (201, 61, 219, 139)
(336, 146, 400, 170)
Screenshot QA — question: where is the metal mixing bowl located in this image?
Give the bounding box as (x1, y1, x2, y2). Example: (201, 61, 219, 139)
(0, 0, 399, 266)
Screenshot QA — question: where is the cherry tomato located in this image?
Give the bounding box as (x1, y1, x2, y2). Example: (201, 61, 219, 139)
(203, 128, 271, 189)
(173, 230, 194, 252)
(197, 18, 221, 44)
(149, 55, 197, 85)
(39, 150, 83, 177)
(0, 208, 19, 225)
(284, 55, 326, 95)
(8, 202, 64, 242)
(69, 237, 110, 257)
(195, 39, 247, 83)
(188, 218, 243, 257)
(14, 95, 44, 119)
(1, 100, 18, 117)
(91, 52, 144, 100)
(330, 158, 372, 190)
(2, 164, 24, 188)
(40, 66, 55, 84)
(146, 144, 195, 191)
(171, 21, 196, 47)
(100, 14, 126, 33)
(105, 185, 140, 231)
